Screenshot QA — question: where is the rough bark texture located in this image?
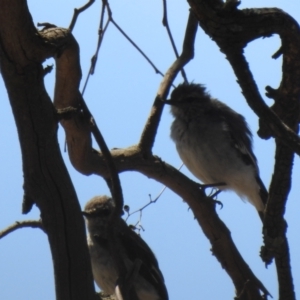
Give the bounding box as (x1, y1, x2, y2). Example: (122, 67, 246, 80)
(0, 1, 96, 300)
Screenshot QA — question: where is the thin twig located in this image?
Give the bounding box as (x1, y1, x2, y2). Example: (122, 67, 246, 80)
(82, 19, 110, 95)
(81, 1, 110, 95)
(69, 0, 96, 32)
(0, 220, 44, 239)
(125, 189, 166, 221)
(125, 163, 184, 222)
(162, 0, 188, 83)
(80, 97, 123, 216)
(82, 0, 166, 94)
(139, 11, 198, 151)
(111, 19, 164, 76)
(103, 0, 164, 77)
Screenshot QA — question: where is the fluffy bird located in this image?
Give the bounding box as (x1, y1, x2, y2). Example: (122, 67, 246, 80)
(165, 83, 268, 220)
(83, 195, 168, 300)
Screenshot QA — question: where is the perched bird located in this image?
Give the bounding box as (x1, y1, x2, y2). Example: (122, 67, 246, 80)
(165, 83, 268, 220)
(83, 195, 168, 300)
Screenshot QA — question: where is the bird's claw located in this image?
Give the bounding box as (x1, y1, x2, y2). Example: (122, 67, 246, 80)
(210, 190, 223, 208)
(197, 182, 226, 192)
(212, 198, 223, 209)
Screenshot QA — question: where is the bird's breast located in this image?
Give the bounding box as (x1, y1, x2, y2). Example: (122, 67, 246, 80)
(171, 118, 232, 184)
(88, 237, 118, 294)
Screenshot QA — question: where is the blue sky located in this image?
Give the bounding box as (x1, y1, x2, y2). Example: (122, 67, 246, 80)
(0, 1, 299, 299)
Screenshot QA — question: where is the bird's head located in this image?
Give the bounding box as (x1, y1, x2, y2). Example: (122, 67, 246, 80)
(83, 195, 115, 234)
(164, 83, 210, 117)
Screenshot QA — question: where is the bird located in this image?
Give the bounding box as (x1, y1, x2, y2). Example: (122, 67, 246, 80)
(164, 82, 268, 220)
(82, 195, 169, 300)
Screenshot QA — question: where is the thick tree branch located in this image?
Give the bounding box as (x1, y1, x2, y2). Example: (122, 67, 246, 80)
(0, 2, 96, 300)
(261, 140, 296, 299)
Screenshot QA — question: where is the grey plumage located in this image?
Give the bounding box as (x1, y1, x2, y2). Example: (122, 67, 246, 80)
(166, 83, 268, 219)
(83, 195, 168, 300)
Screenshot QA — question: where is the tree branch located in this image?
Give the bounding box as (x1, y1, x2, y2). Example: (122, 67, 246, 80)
(0, 2, 95, 299)
(161, 0, 188, 83)
(139, 11, 198, 152)
(0, 220, 44, 239)
(261, 140, 296, 299)
(69, 0, 95, 32)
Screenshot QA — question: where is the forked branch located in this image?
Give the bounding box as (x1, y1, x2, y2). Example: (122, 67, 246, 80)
(139, 11, 198, 152)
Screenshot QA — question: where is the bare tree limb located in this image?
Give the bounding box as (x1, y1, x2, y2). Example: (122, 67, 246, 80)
(0, 220, 44, 239)
(139, 11, 198, 152)
(0, 3, 96, 299)
(274, 235, 295, 300)
(42, 25, 124, 227)
(261, 140, 296, 299)
(162, 0, 188, 82)
(82, 1, 110, 95)
(69, 0, 95, 32)
(103, 0, 164, 77)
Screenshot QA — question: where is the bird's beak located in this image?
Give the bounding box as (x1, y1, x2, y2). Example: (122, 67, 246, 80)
(82, 211, 89, 217)
(162, 99, 178, 106)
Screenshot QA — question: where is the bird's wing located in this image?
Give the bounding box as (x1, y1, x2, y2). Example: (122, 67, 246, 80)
(255, 174, 269, 206)
(218, 104, 268, 206)
(118, 219, 169, 300)
(217, 103, 259, 170)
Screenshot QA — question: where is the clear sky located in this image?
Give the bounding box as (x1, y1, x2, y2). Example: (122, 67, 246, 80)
(0, 1, 299, 299)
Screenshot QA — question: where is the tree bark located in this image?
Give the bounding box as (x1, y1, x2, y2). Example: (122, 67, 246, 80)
(0, 1, 96, 299)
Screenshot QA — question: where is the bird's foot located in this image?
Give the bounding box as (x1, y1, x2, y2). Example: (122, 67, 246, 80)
(210, 190, 223, 209)
(197, 183, 225, 208)
(197, 182, 226, 191)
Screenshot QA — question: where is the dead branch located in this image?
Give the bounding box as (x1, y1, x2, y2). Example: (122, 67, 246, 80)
(161, 0, 188, 82)
(0, 2, 96, 299)
(139, 11, 198, 152)
(0, 220, 44, 239)
(104, 0, 164, 77)
(69, 0, 95, 32)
